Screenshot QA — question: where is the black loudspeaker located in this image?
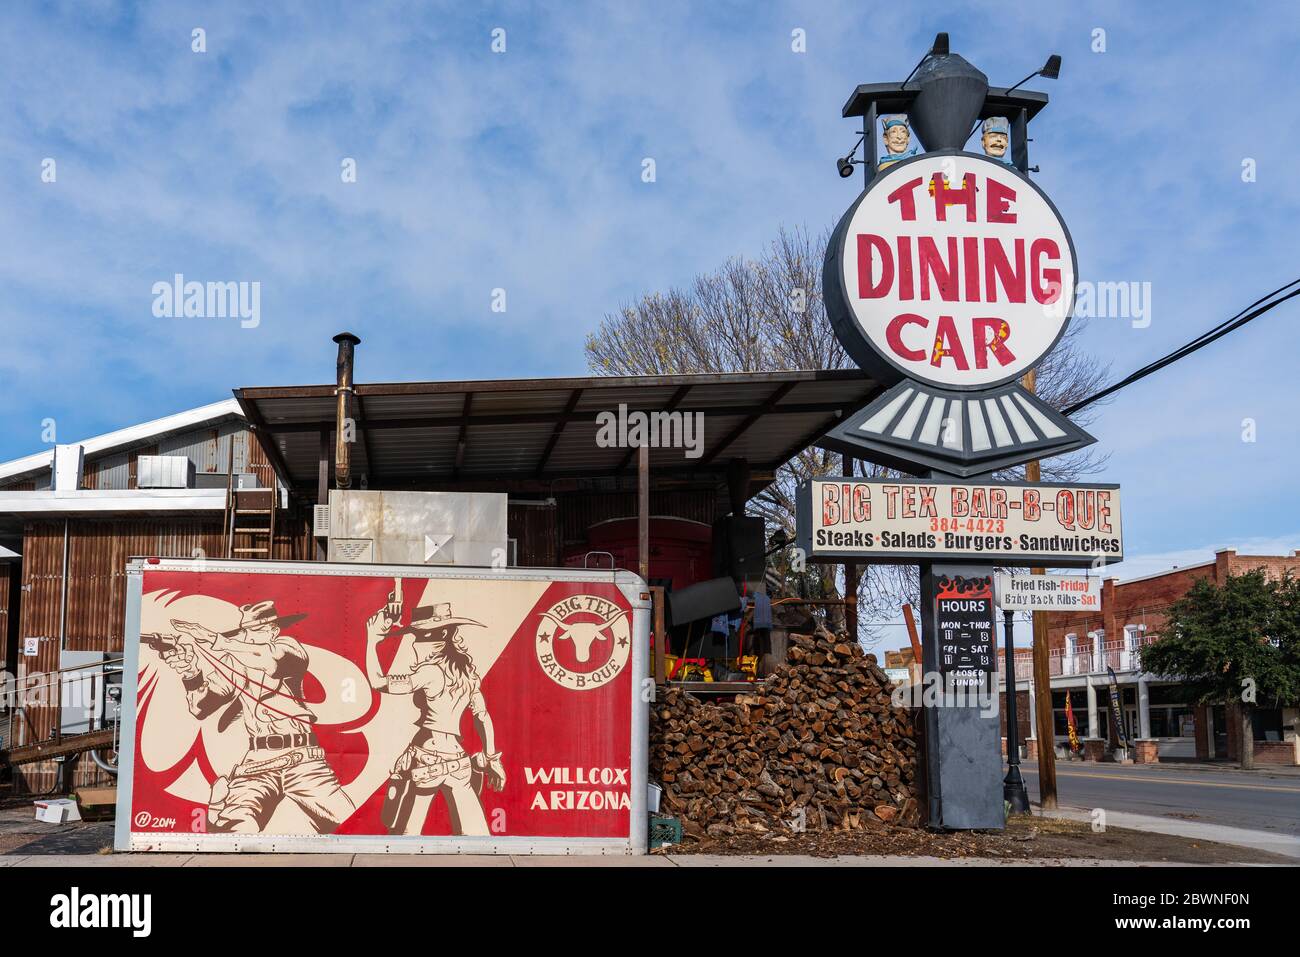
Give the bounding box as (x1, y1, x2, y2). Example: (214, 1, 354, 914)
(712, 515, 766, 583)
(667, 576, 740, 627)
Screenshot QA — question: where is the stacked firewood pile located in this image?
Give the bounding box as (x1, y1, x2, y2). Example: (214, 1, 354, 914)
(651, 628, 920, 840)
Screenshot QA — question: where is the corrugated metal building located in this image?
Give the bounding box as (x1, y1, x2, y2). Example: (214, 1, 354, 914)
(0, 401, 311, 790)
(1, 356, 882, 794)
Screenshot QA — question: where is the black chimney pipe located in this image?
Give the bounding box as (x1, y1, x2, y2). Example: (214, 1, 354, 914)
(333, 332, 361, 489)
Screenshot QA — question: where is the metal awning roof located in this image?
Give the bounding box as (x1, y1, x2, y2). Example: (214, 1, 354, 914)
(234, 370, 881, 493)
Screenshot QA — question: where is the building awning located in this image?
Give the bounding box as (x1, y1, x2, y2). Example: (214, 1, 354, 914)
(0, 488, 228, 517)
(234, 370, 881, 495)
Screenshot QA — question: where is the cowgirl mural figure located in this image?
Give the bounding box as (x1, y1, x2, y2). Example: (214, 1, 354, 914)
(365, 593, 506, 836)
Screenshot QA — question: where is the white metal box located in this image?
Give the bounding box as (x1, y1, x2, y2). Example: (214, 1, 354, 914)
(326, 489, 507, 566)
(136, 455, 195, 489)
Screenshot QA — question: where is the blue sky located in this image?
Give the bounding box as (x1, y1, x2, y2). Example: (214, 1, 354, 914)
(1, 0, 1298, 585)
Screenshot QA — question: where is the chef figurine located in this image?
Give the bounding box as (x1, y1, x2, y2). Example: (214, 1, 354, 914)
(981, 116, 1013, 165)
(878, 114, 920, 170)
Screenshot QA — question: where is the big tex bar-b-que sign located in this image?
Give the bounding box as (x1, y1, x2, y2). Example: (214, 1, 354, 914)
(798, 478, 1122, 567)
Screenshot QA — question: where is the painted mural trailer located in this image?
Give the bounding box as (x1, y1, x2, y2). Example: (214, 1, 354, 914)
(114, 557, 650, 854)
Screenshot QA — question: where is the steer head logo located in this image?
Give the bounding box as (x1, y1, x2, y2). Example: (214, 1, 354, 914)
(539, 607, 630, 662)
(534, 595, 634, 691)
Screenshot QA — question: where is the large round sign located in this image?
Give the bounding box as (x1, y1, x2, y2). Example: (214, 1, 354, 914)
(824, 150, 1076, 391)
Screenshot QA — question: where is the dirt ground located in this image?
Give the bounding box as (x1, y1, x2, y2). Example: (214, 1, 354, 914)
(659, 813, 1297, 865)
(0, 795, 115, 856)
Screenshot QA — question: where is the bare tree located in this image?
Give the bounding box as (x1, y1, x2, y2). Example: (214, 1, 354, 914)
(585, 226, 1110, 643)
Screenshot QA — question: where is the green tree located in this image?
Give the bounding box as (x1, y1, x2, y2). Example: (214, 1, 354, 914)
(1140, 570, 1300, 769)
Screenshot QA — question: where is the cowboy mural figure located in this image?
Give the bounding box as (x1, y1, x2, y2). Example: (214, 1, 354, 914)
(365, 598, 505, 836)
(163, 600, 355, 833)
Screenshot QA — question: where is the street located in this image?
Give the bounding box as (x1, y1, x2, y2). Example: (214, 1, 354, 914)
(1013, 761, 1300, 836)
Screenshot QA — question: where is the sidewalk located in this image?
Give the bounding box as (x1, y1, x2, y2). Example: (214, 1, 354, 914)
(1040, 806, 1300, 860)
(0, 851, 1194, 868)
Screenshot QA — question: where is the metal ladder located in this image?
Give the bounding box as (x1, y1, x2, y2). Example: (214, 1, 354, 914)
(225, 487, 277, 559)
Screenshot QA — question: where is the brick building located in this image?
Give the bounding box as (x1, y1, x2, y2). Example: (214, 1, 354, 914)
(998, 549, 1300, 766)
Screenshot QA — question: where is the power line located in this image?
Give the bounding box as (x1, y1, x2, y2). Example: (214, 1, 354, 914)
(1064, 277, 1300, 416)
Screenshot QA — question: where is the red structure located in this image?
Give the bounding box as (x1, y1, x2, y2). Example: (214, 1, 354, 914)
(562, 517, 713, 590)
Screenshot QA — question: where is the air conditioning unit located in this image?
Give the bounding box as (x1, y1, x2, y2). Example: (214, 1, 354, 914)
(137, 455, 195, 489)
(313, 504, 331, 538)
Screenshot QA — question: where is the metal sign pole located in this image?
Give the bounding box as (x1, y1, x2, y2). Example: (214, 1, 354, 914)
(1002, 608, 1031, 813)
(919, 562, 943, 826)
(803, 33, 1099, 831)
(920, 563, 1003, 829)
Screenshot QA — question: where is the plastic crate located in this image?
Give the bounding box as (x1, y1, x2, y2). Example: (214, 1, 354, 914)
(649, 815, 682, 850)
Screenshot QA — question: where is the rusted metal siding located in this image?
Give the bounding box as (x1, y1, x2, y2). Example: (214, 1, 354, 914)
(17, 522, 64, 670)
(82, 425, 265, 490)
(63, 520, 225, 653)
(12, 750, 116, 793)
(20, 515, 314, 653)
(157, 421, 252, 474)
(0, 561, 13, 673)
(245, 430, 277, 490)
(14, 522, 66, 747)
(9, 511, 311, 791)
(83, 446, 162, 490)
(85, 450, 131, 490)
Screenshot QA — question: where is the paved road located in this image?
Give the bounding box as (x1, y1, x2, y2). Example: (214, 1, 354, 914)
(1010, 761, 1300, 836)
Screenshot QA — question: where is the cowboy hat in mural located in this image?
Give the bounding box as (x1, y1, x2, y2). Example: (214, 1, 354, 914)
(227, 599, 309, 635)
(408, 602, 485, 636)
(168, 600, 308, 642)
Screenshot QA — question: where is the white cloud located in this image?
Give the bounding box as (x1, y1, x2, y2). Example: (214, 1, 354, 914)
(0, 1, 1296, 577)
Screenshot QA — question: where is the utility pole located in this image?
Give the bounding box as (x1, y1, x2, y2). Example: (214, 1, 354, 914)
(1022, 369, 1058, 809)
(843, 453, 858, 641)
(638, 443, 650, 582)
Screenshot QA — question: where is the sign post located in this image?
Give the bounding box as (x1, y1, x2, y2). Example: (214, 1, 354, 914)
(1000, 608, 1031, 813)
(923, 568, 1002, 827)
(992, 571, 1099, 813)
(796, 35, 1123, 829)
